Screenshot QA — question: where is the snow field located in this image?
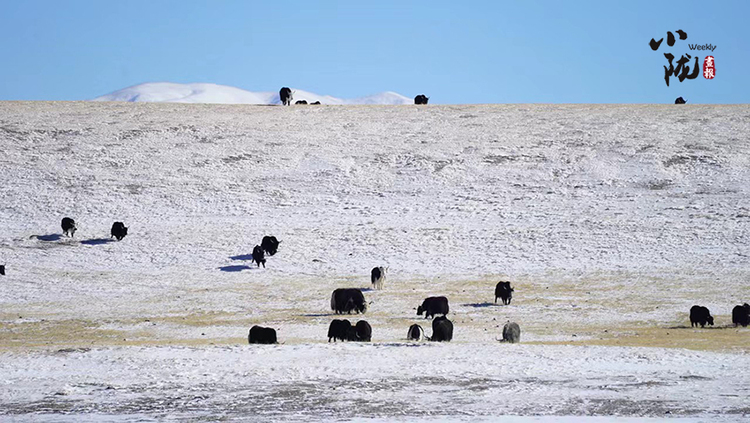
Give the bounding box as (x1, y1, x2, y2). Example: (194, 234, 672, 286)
(0, 102, 749, 419)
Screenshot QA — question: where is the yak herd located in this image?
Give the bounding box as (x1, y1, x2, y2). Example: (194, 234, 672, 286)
(1, 217, 749, 346)
(55, 217, 127, 241)
(281, 87, 684, 106)
(250, 280, 522, 345)
(3, 217, 746, 347)
(243, 238, 524, 345)
(244, 234, 747, 345)
(278, 87, 430, 106)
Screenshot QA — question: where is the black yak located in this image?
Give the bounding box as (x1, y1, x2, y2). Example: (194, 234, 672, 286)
(280, 87, 293, 106)
(328, 319, 354, 342)
(689, 305, 714, 328)
(110, 222, 128, 241)
(414, 94, 429, 105)
(331, 288, 367, 314)
(431, 316, 453, 342)
(355, 320, 372, 342)
(252, 245, 266, 268)
(248, 325, 277, 344)
(261, 236, 280, 256)
(494, 281, 514, 305)
(61, 217, 77, 237)
(417, 296, 449, 319)
(732, 303, 750, 327)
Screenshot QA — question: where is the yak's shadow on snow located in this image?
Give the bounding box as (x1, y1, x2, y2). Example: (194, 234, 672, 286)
(219, 265, 254, 272)
(230, 254, 254, 261)
(33, 234, 63, 242)
(462, 302, 501, 308)
(81, 238, 115, 246)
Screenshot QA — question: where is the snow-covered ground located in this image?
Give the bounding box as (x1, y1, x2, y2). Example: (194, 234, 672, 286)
(93, 82, 413, 105)
(0, 102, 748, 420)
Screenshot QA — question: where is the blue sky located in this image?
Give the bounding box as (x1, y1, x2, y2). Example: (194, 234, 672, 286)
(0, 0, 747, 103)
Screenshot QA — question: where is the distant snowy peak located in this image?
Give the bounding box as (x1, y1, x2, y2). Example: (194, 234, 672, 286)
(93, 82, 413, 105)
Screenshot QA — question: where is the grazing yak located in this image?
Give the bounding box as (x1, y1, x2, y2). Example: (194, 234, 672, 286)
(371, 266, 386, 290)
(502, 322, 521, 343)
(328, 319, 355, 342)
(110, 222, 128, 241)
(295, 100, 308, 105)
(279, 87, 293, 106)
(494, 281, 514, 305)
(414, 94, 429, 105)
(252, 245, 266, 268)
(431, 316, 453, 342)
(417, 296, 449, 319)
(331, 288, 367, 314)
(732, 303, 750, 327)
(407, 324, 425, 341)
(248, 325, 277, 344)
(355, 320, 372, 342)
(675, 96, 687, 104)
(261, 236, 280, 256)
(0, 264, 4, 276)
(311, 101, 321, 105)
(61, 217, 77, 237)
(689, 305, 714, 328)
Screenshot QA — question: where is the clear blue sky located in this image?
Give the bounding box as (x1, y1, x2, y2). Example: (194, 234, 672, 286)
(1, 0, 747, 103)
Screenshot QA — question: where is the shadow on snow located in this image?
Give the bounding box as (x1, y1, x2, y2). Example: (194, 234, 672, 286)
(230, 254, 253, 261)
(81, 238, 115, 245)
(33, 234, 63, 242)
(219, 265, 254, 272)
(462, 302, 502, 308)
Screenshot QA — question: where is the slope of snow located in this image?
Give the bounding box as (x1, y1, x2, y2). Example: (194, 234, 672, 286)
(93, 82, 413, 105)
(0, 102, 748, 420)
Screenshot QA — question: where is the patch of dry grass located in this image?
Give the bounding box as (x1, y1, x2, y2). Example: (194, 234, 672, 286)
(2, 270, 748, 353)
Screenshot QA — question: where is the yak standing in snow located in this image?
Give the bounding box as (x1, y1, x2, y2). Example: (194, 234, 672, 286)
(414, 94, 429, 105)
(61, 217, 77, 237)
(110, 222, 128, 241)
(328, 319, 355, 342)
(675, 97, 687, 104)
(280, 87, 293, 106)
(417, 296, 449, 319)
(732, 303, 750, 327)
(494, 281, 514, 305)
(261, 236, 280, 256)
(354, 320, 372, 342)
(331, 288, 367, 314)
(407, 324, 425, 341)
(502, 322, 521, 343)
(430, 316, 453, 342)
(252, 245, 266, 268)
(371, 266, 386, 290)
(689, 305, 714, 328)
(248, 325, 277, 344)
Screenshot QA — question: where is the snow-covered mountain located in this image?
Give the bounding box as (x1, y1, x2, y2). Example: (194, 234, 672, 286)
(92, 82, 413, 105)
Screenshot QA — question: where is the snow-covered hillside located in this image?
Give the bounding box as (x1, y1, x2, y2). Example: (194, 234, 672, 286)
(92, 82, 413, 105)
(0, 102, 748, 420)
